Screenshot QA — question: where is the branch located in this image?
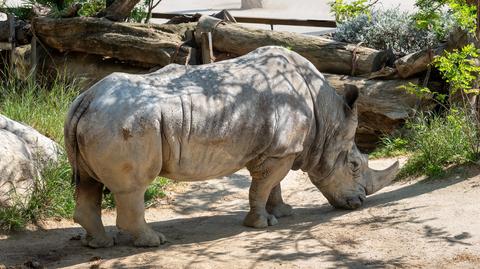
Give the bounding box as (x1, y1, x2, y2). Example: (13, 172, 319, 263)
(97, 0, 141, 22)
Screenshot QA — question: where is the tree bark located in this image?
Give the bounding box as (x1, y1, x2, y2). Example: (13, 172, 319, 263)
(196, 16, 389, 76)
(323, 73, 432, 151)
(97, 0, 141, 21)
(241, 0, 264, 9)
(0, 19, 31, 45)
(395, 45, 446, 78)
(32, 17, 196, 67)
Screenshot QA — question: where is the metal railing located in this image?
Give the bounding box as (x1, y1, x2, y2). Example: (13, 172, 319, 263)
(151, 12, 336, 30)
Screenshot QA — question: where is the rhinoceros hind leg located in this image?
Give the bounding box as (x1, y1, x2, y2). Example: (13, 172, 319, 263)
(244, 155, 295, 228)
(266, 184, 293, 218)
(114, 189, 166, 247)
(74, 174, 114, 248)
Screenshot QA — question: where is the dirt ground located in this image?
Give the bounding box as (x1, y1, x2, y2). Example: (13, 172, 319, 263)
(1, 158, 480, 268)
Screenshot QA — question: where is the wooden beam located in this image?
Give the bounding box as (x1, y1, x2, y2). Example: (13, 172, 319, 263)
(152, 12, 337, 28)
(200, 32, 214, 64)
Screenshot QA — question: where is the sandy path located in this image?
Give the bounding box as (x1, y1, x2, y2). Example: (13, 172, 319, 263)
(1, 158, 480, 268)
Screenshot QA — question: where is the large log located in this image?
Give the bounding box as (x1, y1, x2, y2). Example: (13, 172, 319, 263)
(395, 45, 446, 79)
(196, 16, 389, 76)
(12, 44, 150, 88)
(0, 19, 31, 45)
(97, 0, 141, 21)
(323, 74, 432, 151)
(32, 17, 196, 67)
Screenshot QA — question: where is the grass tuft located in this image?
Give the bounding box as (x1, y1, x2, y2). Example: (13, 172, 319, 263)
(372, 107, 480, 179)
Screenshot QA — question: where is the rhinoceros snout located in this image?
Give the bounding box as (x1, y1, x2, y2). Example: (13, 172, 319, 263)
(346, 196, 364, 209)
(331, 195, 365, 210)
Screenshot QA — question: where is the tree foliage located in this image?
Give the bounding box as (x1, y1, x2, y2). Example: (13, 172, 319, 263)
(328, 0, 378, 23)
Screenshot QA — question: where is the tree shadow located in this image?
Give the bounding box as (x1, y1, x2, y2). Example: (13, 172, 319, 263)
(1, 164, 477, 268)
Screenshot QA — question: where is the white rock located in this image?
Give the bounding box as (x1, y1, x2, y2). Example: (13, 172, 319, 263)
(0, 114, 61, 207)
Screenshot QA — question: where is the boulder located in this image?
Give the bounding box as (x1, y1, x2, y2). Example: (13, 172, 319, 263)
(0, 115, 61, 207)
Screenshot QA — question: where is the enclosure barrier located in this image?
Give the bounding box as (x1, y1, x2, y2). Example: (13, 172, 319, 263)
(151, 12, 337, 30)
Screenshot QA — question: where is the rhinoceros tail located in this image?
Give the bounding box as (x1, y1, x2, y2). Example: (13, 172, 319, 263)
(64, 91, 94, 186)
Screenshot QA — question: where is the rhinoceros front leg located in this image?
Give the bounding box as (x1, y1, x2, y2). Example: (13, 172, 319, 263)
(266, 184, 293, 218)
(244, 155, 295, 228)
(114, 188, 166, 247)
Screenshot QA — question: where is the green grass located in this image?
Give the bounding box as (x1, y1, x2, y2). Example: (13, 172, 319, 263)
(0, 74, 170, 231)
(371, 107, 480, 179)
(398, 108, 479, 178)
(0, 75, 79, 143)
(370, 136, 410, 159)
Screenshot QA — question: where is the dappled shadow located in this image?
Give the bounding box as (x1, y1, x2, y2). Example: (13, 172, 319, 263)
(1, 163, 478, 268)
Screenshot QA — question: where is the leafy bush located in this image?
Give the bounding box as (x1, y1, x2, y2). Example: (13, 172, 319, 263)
(329, 0, 378, 23)
(370, 137, 410, 159)
(433, 43, 480, 95)
(414, 0, 477, 36)
(3, 0, 148, 21)
(397, 108, 479, 178)
(78, 0, 105, 17)
(334, 9, 453, 55)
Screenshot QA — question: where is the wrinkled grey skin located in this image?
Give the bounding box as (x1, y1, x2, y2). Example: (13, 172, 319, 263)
(65, 46, 398, 248)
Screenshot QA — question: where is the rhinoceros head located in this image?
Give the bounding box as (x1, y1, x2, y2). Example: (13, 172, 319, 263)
(308, 84, 399, 209)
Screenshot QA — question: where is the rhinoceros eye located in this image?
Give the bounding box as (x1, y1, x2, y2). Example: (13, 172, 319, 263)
(349, 161, 360, 173)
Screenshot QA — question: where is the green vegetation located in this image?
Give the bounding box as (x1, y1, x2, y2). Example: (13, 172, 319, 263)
(0, 75, 80, 143)
(333, 9, 450, 55)
(414, 0, 477, 35)
(332, 0, 480, 178)
(370, 137, 409, 159)
(433, 44, 480, 94)
(404, 109, 478, 178)
(372, 108, 479, 178)
(0, 74, 170, 231)
(328, 0, 378, 23)
(0, 0, 150, 21)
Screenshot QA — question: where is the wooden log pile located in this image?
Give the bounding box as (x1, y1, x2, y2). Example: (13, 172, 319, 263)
(3, 9, 445, 151)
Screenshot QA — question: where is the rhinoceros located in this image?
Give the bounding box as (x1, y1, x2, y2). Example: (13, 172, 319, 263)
(65, 46, 398, 248)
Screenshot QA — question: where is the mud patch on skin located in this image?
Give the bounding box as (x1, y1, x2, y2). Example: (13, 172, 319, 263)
(122, 163, 134, 173)
(122, 128, 133, 140)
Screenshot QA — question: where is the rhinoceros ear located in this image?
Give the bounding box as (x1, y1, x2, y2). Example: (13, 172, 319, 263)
(343, 84, 359, 110)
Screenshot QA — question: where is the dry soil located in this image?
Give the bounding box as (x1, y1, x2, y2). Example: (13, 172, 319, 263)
(1, 158, 480, 268)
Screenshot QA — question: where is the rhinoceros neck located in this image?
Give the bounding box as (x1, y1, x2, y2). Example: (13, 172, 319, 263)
(292, 68, 346, 180)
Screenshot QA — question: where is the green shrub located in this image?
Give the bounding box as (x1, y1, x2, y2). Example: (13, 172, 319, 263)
(334, 9, 453, 55)
(0, 75, 80, 143)
(370, 137, 410, 159)
(398, 108, 479, 178)
(329, 0, 377, 23)
(0, 156, 74, 231)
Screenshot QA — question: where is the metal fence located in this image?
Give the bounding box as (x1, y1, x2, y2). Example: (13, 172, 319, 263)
(151, 13, 336, 30)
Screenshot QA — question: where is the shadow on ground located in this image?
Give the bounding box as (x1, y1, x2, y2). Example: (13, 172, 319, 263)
(0, 165, 478, 268)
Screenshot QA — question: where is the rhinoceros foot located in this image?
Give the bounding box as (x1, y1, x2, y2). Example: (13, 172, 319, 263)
(133, 229, 166, 247)
(81, 234, 114, 248)
(243, 211, 278, 228)
(267, 203, 293, 218)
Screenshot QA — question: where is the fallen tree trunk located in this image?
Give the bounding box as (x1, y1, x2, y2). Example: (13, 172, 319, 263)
(196, 16, 389, 76)
(12, 44, 150, 88)
(323, 73, 432, 151)
(97, 0, 141, 21)
(0, 19, 31, 45)
(395, 45, 446, 78)
(32, 17, 196, 67)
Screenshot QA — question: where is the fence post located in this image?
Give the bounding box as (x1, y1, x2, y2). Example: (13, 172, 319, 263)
(7, 13, 15, 70)
(201, 32, 214, 64)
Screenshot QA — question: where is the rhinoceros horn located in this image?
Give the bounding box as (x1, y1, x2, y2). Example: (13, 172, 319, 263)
(365, 161, 400, 195)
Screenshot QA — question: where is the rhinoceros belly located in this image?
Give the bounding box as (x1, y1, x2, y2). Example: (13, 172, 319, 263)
(157, 92, 276, 181)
